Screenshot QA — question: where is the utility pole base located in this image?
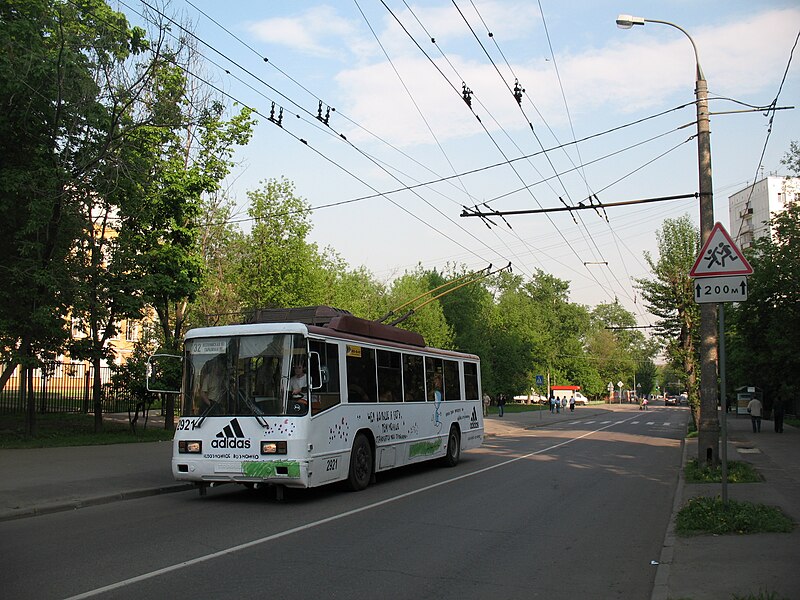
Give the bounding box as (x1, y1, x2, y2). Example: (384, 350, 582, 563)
(697, 425, 720, 467)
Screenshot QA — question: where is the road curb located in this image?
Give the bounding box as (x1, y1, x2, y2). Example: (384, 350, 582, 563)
(651, 425, 689, 600)
(0, 483, 193, 523)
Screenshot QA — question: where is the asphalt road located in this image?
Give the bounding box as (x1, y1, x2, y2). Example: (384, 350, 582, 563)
(1, 406, 686, 600)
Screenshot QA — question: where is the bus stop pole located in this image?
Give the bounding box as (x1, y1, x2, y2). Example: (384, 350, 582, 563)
(719, 302, 728, 505)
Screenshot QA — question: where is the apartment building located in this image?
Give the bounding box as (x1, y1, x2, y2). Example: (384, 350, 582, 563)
(728, 176, 800, 249)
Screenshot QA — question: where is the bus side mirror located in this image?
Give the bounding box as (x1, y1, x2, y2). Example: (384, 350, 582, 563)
(146, 354, 183, 394)
(309, 351, 325, 390)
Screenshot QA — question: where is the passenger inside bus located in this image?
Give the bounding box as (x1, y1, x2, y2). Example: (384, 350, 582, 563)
(430, 373, 443, 403)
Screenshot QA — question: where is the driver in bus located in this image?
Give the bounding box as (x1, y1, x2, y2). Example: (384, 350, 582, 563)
(287, 362, 309, 414)
(290, 363, 308, 395)
(198, 355, 226, 411)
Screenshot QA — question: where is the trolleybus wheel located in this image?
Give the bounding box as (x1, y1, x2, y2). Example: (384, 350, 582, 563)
(442, 425, 461, 467)
(347, 434, 373, 491)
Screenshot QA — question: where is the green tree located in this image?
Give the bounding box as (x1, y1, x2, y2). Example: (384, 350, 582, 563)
(635, 359, 658, 397)
(588, 301, 659, 398)
(483, 270, 591, 400)
(781, 140, 800, 174)
(190, 192, 247, 327)
(635, 216, 700, 420)
(384, 269, 454, 349)
(315, 250, 387, 320)
(127, 100, 253, 431)
(728, 161, 800, 410)
(427, 264, 497, 389)
(58, 17, 255, 431)
(235, 178, 325, 309)
(0, 0, 148, 433)
(588, 302, 640, 398)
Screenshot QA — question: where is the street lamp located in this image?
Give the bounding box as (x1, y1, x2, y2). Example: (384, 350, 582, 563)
(616, 14, 719, 466)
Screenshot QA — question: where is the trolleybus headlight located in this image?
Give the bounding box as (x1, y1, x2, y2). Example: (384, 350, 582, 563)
(179, 440, 202, 453)
(261, 440, 287, 455)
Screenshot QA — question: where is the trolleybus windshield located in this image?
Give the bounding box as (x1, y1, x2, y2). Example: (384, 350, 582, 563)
(184, 333, 308, 418)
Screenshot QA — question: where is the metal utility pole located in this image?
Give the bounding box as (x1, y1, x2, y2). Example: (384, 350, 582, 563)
(616, 15, 720, 465)
(695, 69, 721, 467)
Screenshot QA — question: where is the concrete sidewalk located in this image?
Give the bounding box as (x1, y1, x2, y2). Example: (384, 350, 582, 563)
(1, 405, 797, 600)
(0, 439, 189, 520)
(654, 411, 800, 600)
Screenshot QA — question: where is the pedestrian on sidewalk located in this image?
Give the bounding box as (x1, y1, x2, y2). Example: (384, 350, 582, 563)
(569, 396, 575, 412)
(747, 396, 763, 433)
(773, 395, 785, 433)
(482, 393, 491, 417)
(497, 393, 506, 417)
(549, 394, 556, 413)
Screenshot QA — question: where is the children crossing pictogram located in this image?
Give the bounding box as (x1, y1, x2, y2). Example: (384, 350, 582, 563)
(689, 222, 753, 278)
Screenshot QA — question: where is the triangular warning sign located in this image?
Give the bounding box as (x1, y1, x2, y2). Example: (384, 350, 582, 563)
(690, 222, 753, 277)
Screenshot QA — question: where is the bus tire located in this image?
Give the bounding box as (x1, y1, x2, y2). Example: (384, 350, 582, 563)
(347, 433, 373, 491)
(442, 425, 461, 467)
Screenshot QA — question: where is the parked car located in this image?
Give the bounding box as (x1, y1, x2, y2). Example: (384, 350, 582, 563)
(513, 394, 546, 405)
(572, 392, 589, 405)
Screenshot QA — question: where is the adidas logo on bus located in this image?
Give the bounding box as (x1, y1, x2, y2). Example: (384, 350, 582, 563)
(212, 418, 251, 449)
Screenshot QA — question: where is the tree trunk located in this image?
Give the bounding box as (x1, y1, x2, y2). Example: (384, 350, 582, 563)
(0, 362, 19, 392)
(93, 356, 103, 432)
(23, 366, 37, 437)
(163, 392, 175, 432)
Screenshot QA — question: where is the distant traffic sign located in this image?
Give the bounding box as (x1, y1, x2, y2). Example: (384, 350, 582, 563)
(690, 222, 753, 277)
(694, 275, 748, 303)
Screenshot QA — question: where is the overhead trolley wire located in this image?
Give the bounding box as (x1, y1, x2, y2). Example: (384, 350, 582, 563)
(183, 0, 491, 212)
(457, 0, 646, 319)
(125, 0, 701, 315)
(427, 2, 620, 304)
(352, 0, 532, 276)
(87, 0, 504, 268)
(384, 1, 620, 301)
(174, 0, 532, 274)
(732, 27, 799, 244)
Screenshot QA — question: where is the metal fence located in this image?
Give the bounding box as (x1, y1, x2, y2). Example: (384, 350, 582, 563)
(0, 362, 136, 414)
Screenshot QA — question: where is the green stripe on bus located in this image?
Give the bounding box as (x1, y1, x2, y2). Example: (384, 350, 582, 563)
(242, 460, 301, 478)
(409, 438, 442, 458)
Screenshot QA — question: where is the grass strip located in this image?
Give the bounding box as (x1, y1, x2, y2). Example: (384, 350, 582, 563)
(0, 413, 174, 448)
(676, 495, 793, 536)
(684, 458, 762, 483)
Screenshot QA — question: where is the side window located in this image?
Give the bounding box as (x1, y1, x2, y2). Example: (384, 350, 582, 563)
(346, 345, 377, 403)
(464, 362, 479, 401)
(443, 359, 461, 401)
(402, 354, 425, 402)
(377, 350, 402, 403)
(425, 357, 443, 402)
(309, 340, 341, 414)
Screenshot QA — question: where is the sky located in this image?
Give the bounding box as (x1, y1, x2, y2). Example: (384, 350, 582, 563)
(117, 1, 800, 328)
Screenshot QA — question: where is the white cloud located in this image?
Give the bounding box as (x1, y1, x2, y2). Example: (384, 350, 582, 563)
(702, 8, 800, 95)
(247, 5, 358, 59)
(567, 8, 800, 113)
(333, 6, 800, 145)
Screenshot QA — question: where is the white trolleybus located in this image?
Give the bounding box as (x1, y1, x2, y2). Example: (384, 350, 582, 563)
(169, 306, 484, 498)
